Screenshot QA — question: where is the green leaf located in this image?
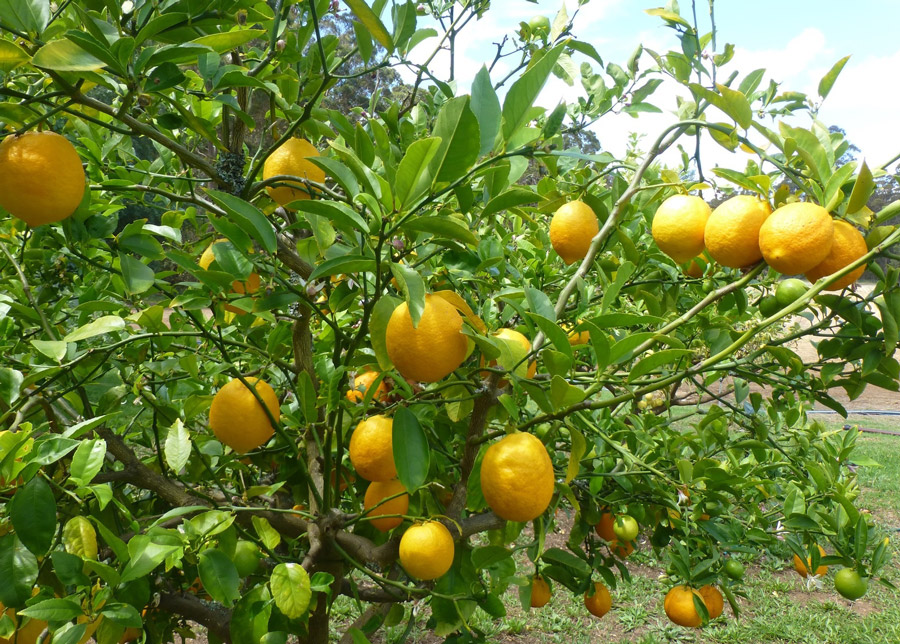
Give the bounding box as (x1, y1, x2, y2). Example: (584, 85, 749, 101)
(481, 188, 537, 219)
(69, 439, 106, 487)
(19, 599, 83, 622)
(370, 296, 400, 371)
(198, 549, 241, 606)
(549, 375, 586, 411)
(64, 315, 125, 343)
(269, 563, 311, 619)
(471, 66, 501, 157)
(501, 45, 564, 141)
(818, 55, 851, 99)
(847, 160, 874, 214)
(100, 603, 142, 628)
(0, 368, 22, 406)
(31, 340, 68, 362)
(119, 534, 183, 583)
(393, 407, 430, 492)
(0, 0, 49, 35)
(0, 39, 30, 72)
(715, 84, 752, 129)
(394, 137, 442, 210)
(119, 253, 155, 294)
(541, 547, 592, 576)
(430, 96, 480, 184)
(32, 38, 105, 71)
(308, 254, 376, 280)
(565, 428, 586, 484)
(205, 189, 277, 253)
(644, 7, 692, 28)
(292, 201, 369, 237)
(190, 29, 266, 53)
(627, 349, 694, 382)
(401, 215, 478, 245)
(527, 313, 573, 362)
(231, 585, 272, 644)
(62, 516, 98, 560)
(600, 260, 635, 314)
(10, 477, 56, 555)
(0, 534, 38, 608)
(251, 516, 281, 551)
(164, 419, 191, 473)
(343, 0, 393, 52)
(390, 263, 425, 327)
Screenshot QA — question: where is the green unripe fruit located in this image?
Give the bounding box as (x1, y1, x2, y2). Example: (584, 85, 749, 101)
(724, 559, 745, 580)
(233, 540, 261, 577)
(775, 278, 807, 308)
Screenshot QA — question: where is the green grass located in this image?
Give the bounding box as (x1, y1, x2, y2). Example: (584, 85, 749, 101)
(334, 427, 900, 643)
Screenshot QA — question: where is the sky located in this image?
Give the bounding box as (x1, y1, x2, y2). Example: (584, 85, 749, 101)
(400, 0, 900, 176)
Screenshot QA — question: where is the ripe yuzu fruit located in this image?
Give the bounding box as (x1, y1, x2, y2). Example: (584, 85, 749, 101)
(758, 202, 834, 274)
(804, 219, 867, 290)
(530, 576, 551, 608)
(480, 328, 536, 386)
(652, 195, 710, 264)
(398, 521, 455, 580)
(480, 432, 554, 522)
(0, 131, 85, 226)
(664, 585, 706, 627)
(698, 585, 723, 619)
(549, 200, 599, 265)
(209, 377, 280, 453)
(385, 294, 468, 383)
(346, 370, 388, 403)
(263, 138, 326, 206)
(704, 195, 772, 268)
(349, 415, 397, 482)
(583, 582, 612, 618)
(363, 479, 408, 532)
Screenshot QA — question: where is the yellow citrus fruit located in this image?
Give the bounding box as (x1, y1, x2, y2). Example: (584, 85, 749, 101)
(804, 220, 867, 290)
(262, 138, 326, 206)
(595, 512, 616, 541)
(664, 585, 706, 628)
(793, 544, 827, 578)
(583, 582, 612, 618)
(568, 329, 591, 346)
(683, 256, 707, 278)
(0, 131, 85, 226)
(530, 575, 551, 608)
(363, 479, 408, 532)
(480, 328, 536, 386)
(698, 585, 723, 619)
(549, 200, 599, 264)
(758, 202, 834, 274)
(209, 377, 280, 453)
(703, 195, 772, 268)
(480, 432, 554, 522)
(119, 627, 143, 644)
(349, 415, 396, 482)
(385, 294, 468, 383)
(198, 239, 261, 314)
(399, 520, 455, 580)
(652, 195, 710, 264)
(345, 370, 388, 403)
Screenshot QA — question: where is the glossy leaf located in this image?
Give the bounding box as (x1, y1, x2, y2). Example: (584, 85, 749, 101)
(0, 368, 22, 406)
(0, 534, 38, 608)
(32, 38, 105, 71)
(471, 66, 501, 156)
(393, 406, 430, 491)
(0, 0, 49, 35)
(164, 419, 191, 473)
(501, 45, 563, 141)
(818, 55, 851, 99)
(9, 477, 56, 555)
(198, 549, 241, 606)
(63, 315, 126, 343)
(62, 516, 98, 560)
(847, 160, 874, 215)
(430, 96, 480, 184)
(69, 438, 107, 487)
(0, 39, 29, 72)
(390, 262, 425, 327)
(627, 349, 695, 382)
(343, 0, 392, 51)
(205, 190, 277, 253)
(270, 563, 312, 619)
(394, 137, 441, 210)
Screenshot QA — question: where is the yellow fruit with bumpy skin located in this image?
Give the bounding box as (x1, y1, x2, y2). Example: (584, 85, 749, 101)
(549, 200, 599, 264)
(346, 370, 388, 403)
(758, 202, 834, 275)
(0, 131, 85, 226)
(652, 195, 710, 264)
(664, 586, 705, 628)
(363, 479, 408, 532)
(698, 585, 723, 619)
(399, 521, 455, 580)
(263, 138, 326, 206)
(209, 377, 280, 453)
(480, 433, 554, 522)
(704, 195, 772, 268)
(793, 544, 827, 578)
(530, 575, 551, 607)
(349, 415, 397, 482)
(480, 328, 536, 385)
(804, 220, 867, 290)
(385, 294, 468, 383)
(584, 582, 611, 618)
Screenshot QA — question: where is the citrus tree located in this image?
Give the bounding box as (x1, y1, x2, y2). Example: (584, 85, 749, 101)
(1, 0, 899, 642)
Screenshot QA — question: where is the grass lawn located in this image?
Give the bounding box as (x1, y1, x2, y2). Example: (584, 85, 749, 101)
(334, 419, 900, 643)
